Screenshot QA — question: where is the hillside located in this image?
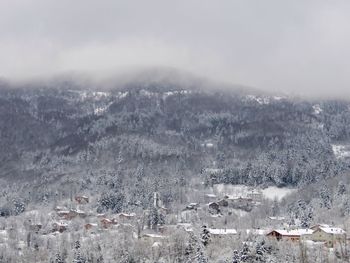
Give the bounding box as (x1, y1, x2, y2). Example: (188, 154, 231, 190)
(1, 75, 350, 190)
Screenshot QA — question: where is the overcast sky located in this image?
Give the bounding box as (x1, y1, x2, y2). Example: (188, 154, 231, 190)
(1, 0, 350, 97)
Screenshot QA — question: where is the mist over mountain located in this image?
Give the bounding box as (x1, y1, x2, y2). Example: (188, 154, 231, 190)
(1, 71, 350, 188)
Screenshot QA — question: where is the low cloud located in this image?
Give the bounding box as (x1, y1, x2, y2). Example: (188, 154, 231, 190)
(1, 0, 350, 98)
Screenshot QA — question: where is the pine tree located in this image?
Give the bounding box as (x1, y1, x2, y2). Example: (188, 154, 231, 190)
(200, 225, 210, 247)
(341, 197, 350, 217)
(196, 243, 208, 263)
(53, 252, 64, 263)
(320, 184, 332, 209)
(337, 181, 346, 196)
(185, 232, 197, 260)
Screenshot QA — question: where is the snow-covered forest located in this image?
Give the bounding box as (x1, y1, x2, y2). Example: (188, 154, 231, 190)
(0, 78, 350, 262)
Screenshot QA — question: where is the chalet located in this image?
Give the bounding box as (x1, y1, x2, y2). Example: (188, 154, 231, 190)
(84, 223, 98, 231)
(54, 206, 68, 212)
(100, 218, 118, 228)
(76, 209, 87, 218)
(247, 188, 263, 202)
(309, 226, 346, 247)
(118, 213, 136, 220)
(75, 195, 89, 204)
(223, 196, 253, 211)
(266, 229, 313, 242)
(204, 194, 217, 203)
(208, 202, 220, 214)
(184, 203, 200, 211)
(52, 221, 68, 233)
(180, 209, 199, 222)
(57, 210, 70, 219)
(97, 213, 106, 218)
(310, 224, 331, 231)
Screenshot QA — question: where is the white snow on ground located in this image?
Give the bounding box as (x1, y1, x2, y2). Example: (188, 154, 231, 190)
(91, 91, 110, 99)
(261, 186, 296, 201)
(214, 184, 295, 201)
(312, 104, 323, 114)
(71, 90, 111, 100)
(208, 228, 237, 235)
(163, 90, 192, 99)
(332, 144, 350, 159)
(213, 184, 248, 196)
(94, 102, 113, 115)
(246, 95, 270, 105)
(116, 91, 129, 98)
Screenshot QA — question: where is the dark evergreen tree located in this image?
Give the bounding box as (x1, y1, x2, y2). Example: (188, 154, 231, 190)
(200, 225, 210, 247)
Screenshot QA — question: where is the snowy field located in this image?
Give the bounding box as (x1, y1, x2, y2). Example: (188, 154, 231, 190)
(332, 144, 350, 159)
(213, 184, 296, 201)
(261, 186, 296, 201)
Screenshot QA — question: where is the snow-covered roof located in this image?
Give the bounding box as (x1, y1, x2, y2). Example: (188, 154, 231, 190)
(270, 229, 313, 236)
(225, 195, 252, 201)
(246, 229, 269, 236)
(53, 221, 68, 227)
(311, 224, 330, 229)
(269, 216, 286, 221)
(208, 228, 237, 235)
(143, 233, 166, 239)
(119, 213, 136, 217)
(205, 194, 217, 198)
(319, 227, 346, 235)
(86, 223, 98, 226)
(152, 242, 162, 248)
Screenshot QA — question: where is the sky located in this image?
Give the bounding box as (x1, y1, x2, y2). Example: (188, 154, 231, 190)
(0, 0, 350, 97)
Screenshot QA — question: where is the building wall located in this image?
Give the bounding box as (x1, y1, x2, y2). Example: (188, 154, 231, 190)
(309, 229, 346, 247)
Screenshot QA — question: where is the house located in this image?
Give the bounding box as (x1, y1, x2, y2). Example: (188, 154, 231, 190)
(309, 226, 346, 247)
(208, 202, 220, 214)
(57, 209, 81, 220)
(118, 213, 136, 221)
(310, 224, 331, 231)
(184, 203, 200, 211)
(180, 209, 199, 223)
(224, 196, 254, 211)
(100, 218, 113, 229)
(84, 223, 98, 231)
(52, 221, 68, 233)
(266, 229, 313, 242)
(75, 195, 89, 204)
(208, 228, 237, 237)
(247, 188, 263, 202)
(204, 194, 217, 203)
(54, 206, 68, 212)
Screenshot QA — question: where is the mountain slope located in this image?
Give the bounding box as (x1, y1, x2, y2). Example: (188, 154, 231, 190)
(0, 76, 349, 188)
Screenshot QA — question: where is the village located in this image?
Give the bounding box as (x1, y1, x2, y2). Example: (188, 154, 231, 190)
(0, 183, 348, 262)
